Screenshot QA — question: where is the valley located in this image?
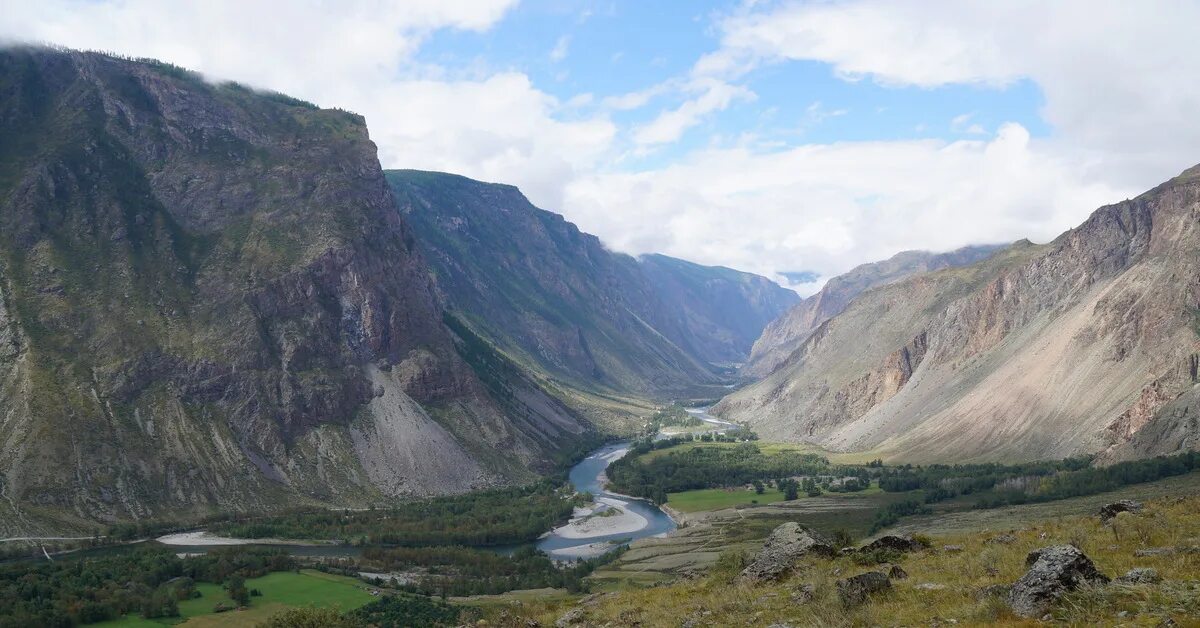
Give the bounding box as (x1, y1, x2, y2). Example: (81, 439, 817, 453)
(0, 41, 1197, 627)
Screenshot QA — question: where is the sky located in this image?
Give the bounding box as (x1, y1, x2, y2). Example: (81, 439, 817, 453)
(2, 0, 1198, 294)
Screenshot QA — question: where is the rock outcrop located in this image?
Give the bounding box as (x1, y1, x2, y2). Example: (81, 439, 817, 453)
(740, 522, 834, 582)
(718, 165, 1200, 463)
(1008, 545, 1109, 618)
(836, 571, 892, 607)
(1099, 500, 1144, 522)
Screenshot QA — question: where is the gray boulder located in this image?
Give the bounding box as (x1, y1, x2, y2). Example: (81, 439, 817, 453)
(1099, 499, 1143, 523)
(888, 565, 908, 580)
(1007, 545, 1109, 617)
(860, 535, 928, 553)
(837, 571, 892, 607)
(1116, 567, 1161, 584)
(740, 522, 834, 582)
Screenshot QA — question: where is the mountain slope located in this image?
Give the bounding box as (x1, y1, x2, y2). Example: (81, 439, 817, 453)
(387, 170, 795, 406)
(638, 253, 799, 366)
(743, 245, 1003, 378)
(0, 48, 587, 532)
(716, 166, 1200, 463)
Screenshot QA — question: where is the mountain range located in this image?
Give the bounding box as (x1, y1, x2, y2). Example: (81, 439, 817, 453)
(0, 48, 795, 532)
(717, 166, 1200, 463)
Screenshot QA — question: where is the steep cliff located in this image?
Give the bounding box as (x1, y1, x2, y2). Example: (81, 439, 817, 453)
(716, 166, 1200, 463)
(387, 170, 795, 406)
(0, 48, 587, 533)
(743, 245, 1002, 379)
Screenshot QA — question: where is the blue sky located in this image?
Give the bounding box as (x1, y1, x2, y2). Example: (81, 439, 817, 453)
(4, 1, 1197, 293)
(416, 0, 1050, 169)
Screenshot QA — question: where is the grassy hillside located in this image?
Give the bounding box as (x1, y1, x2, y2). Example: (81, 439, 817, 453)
(504, 488, 1200, 626)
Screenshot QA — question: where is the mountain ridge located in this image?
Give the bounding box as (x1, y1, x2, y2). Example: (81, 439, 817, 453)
(717, 165, 1200, 463)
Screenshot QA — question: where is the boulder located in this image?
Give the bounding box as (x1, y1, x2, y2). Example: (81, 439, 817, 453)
(554, 607, 585, 627)
(837, 571, 891, 607)
(1116, 567, 1161, 584)
(860, 535, 928, 553)
(1007, 545, 1109, 617)
(1099, 500, 1143, 523)
(740, 522, 834, 582)
(888, 565, 908, 580)
(985, 533, 1018, 545)
(791, 583, 816, 604)
(941, 544, 964, 553)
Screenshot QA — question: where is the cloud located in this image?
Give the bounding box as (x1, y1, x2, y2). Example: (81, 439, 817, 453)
(701, 0, 1200, 187)
(2, 1, 1195, 293)
(0, 0, 614, 212)
(633, 79, 755, 146)
(550, 35, 570, 63)
(563, 123, 1132, 293)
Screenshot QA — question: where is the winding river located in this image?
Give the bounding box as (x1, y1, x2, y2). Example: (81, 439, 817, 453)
(533, 406, 738, 559)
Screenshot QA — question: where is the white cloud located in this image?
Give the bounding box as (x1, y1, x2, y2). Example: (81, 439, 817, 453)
(701, 0, 1200, 187)
(633, 79, 755, 146)
(550, 35, 570, 62)
(564, 123, 1131, 293)
(2, 1, 1196, 292)
(0, 0, 615, 213)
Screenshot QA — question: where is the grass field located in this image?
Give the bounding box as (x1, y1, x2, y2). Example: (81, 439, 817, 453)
(667, 487, 787, 512)
(667, 481, 884, 514)
(97, 569, 374, 627)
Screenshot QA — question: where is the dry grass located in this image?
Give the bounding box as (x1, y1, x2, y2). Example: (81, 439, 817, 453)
(485, 495, 1200, 627)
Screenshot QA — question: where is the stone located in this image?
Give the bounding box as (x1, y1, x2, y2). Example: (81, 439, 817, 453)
(915, 583, 948, 591)
(1134, 548, 1175, 557)
(555, 607, 585, 627)
(1007, 545, 1109, 618)
(1116, 567, 1161, 584)
(888, 565, 908, 580)
(1099, 500, 1143, 523)
(859, 535, 928, 553)
(791, 583, 816, 604)
(985, 533, 1018, 545)
(942, 545, 964, 553)
(739, 522, 834, 582)
(837, 571, 892, 607)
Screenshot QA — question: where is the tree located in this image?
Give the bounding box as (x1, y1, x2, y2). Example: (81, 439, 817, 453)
(782, 480, 799, 501)
(260, 607, 364, 628)
(226, 574, 250, 607)
(752, 480, 765, 495)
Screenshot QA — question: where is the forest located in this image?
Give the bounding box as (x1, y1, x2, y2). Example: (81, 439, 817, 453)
(0, 547, 294, 627)
(209, 480, 584, 546)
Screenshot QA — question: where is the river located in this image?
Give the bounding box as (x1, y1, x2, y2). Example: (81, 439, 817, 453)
(144, 407, 732, 562)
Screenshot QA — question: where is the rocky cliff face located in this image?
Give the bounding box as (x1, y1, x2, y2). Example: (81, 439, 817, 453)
(388, 170, 795, 406)
(0, 48, 587, 533)
(743, 245, 1002, 379)
(717, 166, 1200, 463)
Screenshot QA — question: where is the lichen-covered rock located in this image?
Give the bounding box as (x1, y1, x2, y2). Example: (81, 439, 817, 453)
(1116, 567, 1161, 584)
(860, 535, 928, 553)
(1099, 500, 1144, 522)
(837, 571, 892, 607)
(1008, 545, 1110, 617)
(888, 565, 908, 580)
(740, 522, 834, 582)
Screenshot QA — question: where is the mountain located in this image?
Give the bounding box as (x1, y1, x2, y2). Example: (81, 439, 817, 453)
(638, 254, 799, 366)
(0, 48, 589, 532)
(387, 170, 797, 413)
(742, 245, 1003, 378)
(715, 166, 1200, 463)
